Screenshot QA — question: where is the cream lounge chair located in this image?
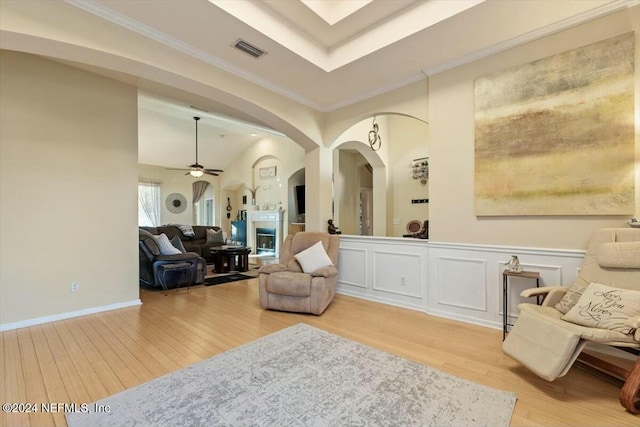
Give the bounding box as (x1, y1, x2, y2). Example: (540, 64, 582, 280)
(502, 227, 640, 413)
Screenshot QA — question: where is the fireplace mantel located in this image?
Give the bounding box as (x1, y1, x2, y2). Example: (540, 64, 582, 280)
(247, 210, 284, 258)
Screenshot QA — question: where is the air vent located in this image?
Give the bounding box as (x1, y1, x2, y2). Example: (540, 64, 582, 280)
(233, 39, 266, 58)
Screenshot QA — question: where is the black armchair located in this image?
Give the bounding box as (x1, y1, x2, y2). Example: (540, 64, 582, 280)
(138, 229, 206, 290)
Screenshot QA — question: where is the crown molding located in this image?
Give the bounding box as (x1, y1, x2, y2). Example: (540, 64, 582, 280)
(423, 0, 639, 76)
(66, 0, 637, 113)
(65, 0, 325, 111)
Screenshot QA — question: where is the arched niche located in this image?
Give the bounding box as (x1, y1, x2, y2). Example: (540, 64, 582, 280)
(331, 114, 429, 237)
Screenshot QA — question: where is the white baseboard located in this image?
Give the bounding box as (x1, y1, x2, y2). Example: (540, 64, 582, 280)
(337, 288, 504, 331)
(337, 288, 426, 313)
(0, 299, 142, 332)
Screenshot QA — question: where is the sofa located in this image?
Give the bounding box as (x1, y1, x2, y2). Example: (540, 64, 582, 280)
(139, 225, 224, 263)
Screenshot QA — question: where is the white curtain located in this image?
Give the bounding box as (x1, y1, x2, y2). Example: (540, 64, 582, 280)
(138, 182, 161, 226)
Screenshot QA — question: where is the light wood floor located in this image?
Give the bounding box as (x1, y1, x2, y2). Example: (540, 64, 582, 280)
(2, 278, 637, 426)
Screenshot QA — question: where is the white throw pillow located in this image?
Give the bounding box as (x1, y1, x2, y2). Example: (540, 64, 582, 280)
(154, 233, 182, 256)
(294, 241, 333, 274)
(561, 282, 640, 334)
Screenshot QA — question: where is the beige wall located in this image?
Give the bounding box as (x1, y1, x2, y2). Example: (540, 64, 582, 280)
(428, 8, 639, 249)
(0, 51, 139, 325)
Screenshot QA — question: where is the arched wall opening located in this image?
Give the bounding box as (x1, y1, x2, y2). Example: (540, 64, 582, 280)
(330, 114, 429, 237)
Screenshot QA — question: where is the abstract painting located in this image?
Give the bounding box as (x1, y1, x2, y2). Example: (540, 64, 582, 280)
(474, 33, 635, 216)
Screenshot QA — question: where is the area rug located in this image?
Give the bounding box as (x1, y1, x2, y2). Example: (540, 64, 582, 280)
(204, 273, 254, 286)
(66, 324, 516, 427)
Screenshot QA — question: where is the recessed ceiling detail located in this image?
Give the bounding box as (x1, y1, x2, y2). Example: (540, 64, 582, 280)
(53, 0, 636, 111)
(211, 0, 487, 71)
(300, 0, 373, 25)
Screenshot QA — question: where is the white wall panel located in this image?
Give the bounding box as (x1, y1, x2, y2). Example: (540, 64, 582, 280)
(337, 247, 367, 289)
(337, 236, 585, 330)
(372, 251, 422, 298)
(337, 236, 428, 311)
(437, 257, 487, 311)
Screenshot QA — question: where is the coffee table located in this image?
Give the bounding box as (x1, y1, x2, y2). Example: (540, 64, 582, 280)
(210, 246, 252, 273)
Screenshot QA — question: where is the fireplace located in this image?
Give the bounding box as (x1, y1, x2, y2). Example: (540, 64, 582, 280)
(256, 227, 276, 256)
(247, 210, 284, 258)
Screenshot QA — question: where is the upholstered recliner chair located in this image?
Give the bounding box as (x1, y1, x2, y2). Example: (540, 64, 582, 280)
(502, 228, 640, 413)
(259, 232, 340, 315)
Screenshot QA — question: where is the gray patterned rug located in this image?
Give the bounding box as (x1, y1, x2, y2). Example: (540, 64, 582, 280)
(66, 324, 516, 427)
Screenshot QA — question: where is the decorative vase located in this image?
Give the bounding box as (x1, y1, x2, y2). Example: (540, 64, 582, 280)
(505, 255, 522, 273)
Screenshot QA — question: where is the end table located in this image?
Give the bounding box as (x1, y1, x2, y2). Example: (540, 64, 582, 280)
(502, 270, 540, 340)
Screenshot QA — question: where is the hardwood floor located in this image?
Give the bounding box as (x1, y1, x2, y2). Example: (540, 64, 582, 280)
(2, 278, 636, 426)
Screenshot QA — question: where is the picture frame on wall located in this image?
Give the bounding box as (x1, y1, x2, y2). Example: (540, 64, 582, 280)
(259, 165, 277, 179)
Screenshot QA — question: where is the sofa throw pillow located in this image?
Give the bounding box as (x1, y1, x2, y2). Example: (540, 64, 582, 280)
(561, 282, 640, 334)
(206, 228, 224, 245)
(294, 241, 333, 274)
(178, 225, 195, 238)
(170, 235, 187, 253)
(554, 281, 588, 314)
(154, 233, 183, 256)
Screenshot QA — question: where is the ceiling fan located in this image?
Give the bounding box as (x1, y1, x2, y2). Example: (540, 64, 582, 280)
(166, 116, 224, 177)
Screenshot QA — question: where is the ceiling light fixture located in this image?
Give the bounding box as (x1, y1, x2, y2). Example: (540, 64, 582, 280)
(368, 115, 382, 151)
(165, 116, 224, 177)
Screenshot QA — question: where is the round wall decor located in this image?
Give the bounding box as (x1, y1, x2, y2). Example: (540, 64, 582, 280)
(165, 193, 187, 214)
(406, 220, 422, 234)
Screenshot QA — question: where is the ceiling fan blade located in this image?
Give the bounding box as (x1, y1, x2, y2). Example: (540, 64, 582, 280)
(165, 168, 190, 171)
(204, 171, 219, 176)
(204, 168, 224, 173)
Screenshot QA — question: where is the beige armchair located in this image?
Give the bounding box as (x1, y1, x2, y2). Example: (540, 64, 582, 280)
(502, 228, 640, 413)
(259, 232, 340, 315)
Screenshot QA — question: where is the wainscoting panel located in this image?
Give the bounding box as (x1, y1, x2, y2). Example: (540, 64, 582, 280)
(437, 257, 487, 311)
(337, 247, 367, 289)
(337, 236, 428, 311)
(372, 251, 422, 298)
(337, 236, 585, 331)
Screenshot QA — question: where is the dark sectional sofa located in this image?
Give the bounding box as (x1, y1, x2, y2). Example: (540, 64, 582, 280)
(138, 225, 224, 290)
(140, 225, 223, 263)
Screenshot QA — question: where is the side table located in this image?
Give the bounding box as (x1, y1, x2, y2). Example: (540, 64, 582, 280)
(502, 270, 540, 340)
(157, 262, 193, 295)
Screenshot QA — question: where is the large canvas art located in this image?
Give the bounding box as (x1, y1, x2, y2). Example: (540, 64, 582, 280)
(474, 33, 635, 216)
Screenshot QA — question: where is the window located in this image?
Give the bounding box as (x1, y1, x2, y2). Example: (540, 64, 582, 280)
(195, 196, 215, 226)
(138, 182, 160, 226)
